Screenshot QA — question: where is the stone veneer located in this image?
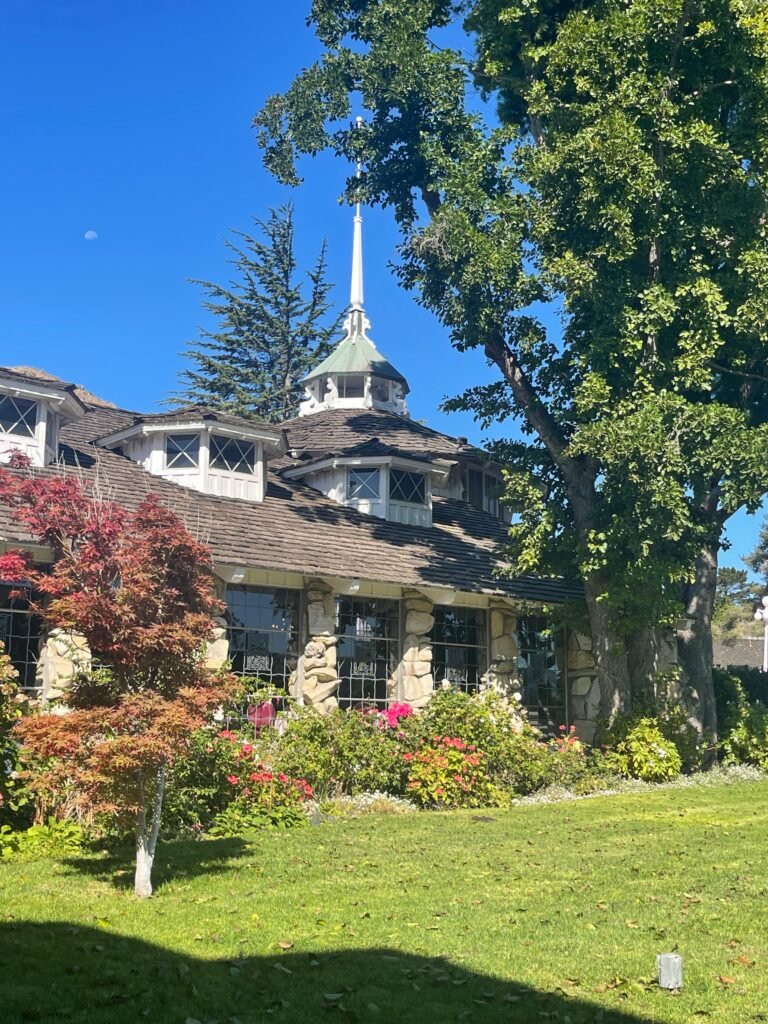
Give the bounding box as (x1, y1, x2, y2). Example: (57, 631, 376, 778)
(566, 631, 599, 743)
(290, 580, 340, 713)
(34, 582, 605, 742)
(35, 629, 91, 701)
(398, 590, 435, 707)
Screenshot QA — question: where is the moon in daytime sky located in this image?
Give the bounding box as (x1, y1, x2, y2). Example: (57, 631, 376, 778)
(84, 230, 98, 240)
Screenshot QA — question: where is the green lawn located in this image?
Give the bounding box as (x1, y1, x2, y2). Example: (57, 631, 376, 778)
(2, 780, 767, 1024)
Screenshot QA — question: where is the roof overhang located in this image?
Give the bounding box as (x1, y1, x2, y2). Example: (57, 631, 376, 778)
(282, 452, 451, 483)
(0, 372, 86, 422)
(96, 419, 288, 458)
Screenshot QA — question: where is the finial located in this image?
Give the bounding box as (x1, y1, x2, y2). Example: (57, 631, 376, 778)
(346, 116, 370, 338)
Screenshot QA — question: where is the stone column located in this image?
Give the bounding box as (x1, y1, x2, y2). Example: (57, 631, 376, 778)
(295, 580, 340, 713)
(485, 604, 523, 706)
(567, 631, 599, 743)
(400, 590, 434, 708)
(36, 629, 91, 702)
(205, 615, 230, 670)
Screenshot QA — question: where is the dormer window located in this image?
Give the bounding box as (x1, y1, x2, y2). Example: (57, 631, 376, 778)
(166, 433, 199, 470)
(0, 396, 37, 437)
(390, 469, 426, 505)
(348, 467, 380, 500)
(211, 435, 255, 475)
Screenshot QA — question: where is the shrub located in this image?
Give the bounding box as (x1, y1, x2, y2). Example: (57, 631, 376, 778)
(603, 718, 683, 782)
(714, 669, 749, 741)
(162, 728, 245, 836)
(0, 817, 85, 861)
(0, 644, 32, 827)
(418, 689, 523, 777)
(721, 702, 768, 769)
(263, 705, 418, 796)
(405, 736, 503, 808)
(210, 767, 311, 835)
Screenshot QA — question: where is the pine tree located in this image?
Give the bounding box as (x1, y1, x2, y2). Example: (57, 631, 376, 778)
(173, 205, 340, 422)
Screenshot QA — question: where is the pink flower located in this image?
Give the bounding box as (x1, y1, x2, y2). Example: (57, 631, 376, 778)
(241, 743, 254, 755)
(226, 774, 239, 785)
(218, 730, 237, 741)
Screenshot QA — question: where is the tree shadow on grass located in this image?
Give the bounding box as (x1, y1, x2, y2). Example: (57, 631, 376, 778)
(3, 922, 666, 1024)
(61, 836, 253, 891)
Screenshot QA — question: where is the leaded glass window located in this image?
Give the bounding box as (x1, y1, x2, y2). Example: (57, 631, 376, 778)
(432, 606, 488, 693)
(516, 617, 567, 734)
(336, 597, 399, 708)
(0, 396, 37, 438)
(225, 586, 299, 688)
(210, 435, 255, 474)
(348, 467, 380, 500)
(165, 433, 199, 470)
(389, 469, 426, 505)
(0, 584, 41, 692)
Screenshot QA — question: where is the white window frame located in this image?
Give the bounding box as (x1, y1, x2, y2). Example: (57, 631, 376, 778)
(165, 433, 200, 470)
(0, 395, 37, 438)
(348, 466, 381, 501)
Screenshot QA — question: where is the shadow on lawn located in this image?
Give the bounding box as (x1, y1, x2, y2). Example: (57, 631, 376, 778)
(62, 836, 253, 890)
(3, 922, 665, 1024)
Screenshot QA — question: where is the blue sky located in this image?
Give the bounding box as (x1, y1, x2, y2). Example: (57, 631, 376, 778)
(1, 0, 762, 569)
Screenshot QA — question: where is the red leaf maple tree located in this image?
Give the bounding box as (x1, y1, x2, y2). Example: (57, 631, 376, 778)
(0, 460, 236, 896)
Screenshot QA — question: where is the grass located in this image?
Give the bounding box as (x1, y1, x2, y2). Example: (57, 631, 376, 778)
(2, 779, 767, 1024)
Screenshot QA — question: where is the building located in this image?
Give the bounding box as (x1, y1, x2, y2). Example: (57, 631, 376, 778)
(0, 205, 602, 740)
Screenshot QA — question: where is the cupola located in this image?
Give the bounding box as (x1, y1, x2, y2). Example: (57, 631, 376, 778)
(0, 366, 86, 467)
(299, 192, 409, 417)
(95, 407, 286, 503)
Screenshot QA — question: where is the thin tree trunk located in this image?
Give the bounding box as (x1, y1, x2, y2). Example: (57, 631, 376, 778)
(583, 573, 633, 724)
(134, 765, 167, 899)
(676, 544, 719, 743)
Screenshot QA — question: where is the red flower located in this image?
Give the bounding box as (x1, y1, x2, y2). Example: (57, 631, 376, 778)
(226, 774, 239, 785)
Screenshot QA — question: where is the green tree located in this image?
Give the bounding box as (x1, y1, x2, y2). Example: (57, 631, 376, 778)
(174, 205, 340, 422)
(714, 567, 761, 644)
(255, 0, 768, 734)
(746, 515, 768, 583)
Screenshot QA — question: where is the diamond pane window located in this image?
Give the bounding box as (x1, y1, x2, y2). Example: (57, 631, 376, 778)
(516, 617, 567, 735)
(336, 597, 399, 709)
(165, 433, 199, 470)
(348, 467, 380, 500)
(210, 435, 255, 474)
(0, 396, 37, 438)
(433, 606, 487, 694)
(389, 469, 426, 505)
(0, 584, 41, 692)
(225, 586, 299, 687)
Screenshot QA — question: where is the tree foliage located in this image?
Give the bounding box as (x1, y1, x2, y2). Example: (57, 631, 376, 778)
(255, 0, 768, 730)
(0, 462, 234, 896)
(173, 204, 340, 422)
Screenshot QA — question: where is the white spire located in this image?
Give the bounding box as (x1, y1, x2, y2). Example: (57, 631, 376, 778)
(345, 116, 370, 338)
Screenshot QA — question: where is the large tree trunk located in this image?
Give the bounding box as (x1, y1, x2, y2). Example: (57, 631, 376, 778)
(583, 572, 632, 723)
(625, 623, 678, 707)
(133, 766, 166, 899)
(676, 543, 718, 743)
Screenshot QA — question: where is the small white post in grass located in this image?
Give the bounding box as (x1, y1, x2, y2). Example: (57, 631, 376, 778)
(657, 953, 684, 990)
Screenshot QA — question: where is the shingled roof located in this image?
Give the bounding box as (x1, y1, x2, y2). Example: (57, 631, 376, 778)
(283, 407, 483, 463)
(0, 423, 581, 605)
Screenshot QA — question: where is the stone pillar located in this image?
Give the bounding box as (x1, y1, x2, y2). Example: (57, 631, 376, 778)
(206, 615, 230, 670)
(36, 629, 91, 702)
(295, 580, 340, 713)
(567, 631, 599, 743)
(399, 590, 434, 708)
(485, 604, 522, 702)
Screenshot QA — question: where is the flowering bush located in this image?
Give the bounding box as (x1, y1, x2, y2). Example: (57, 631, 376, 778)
(210, 762, 312, 835)
(405, 736, 503, 808)
(262, 705, 419, 796)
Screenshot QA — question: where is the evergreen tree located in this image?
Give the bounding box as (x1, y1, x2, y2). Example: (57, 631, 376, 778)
(173, 205, 340, 422)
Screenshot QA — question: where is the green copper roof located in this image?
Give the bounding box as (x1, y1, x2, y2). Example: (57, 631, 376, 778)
(303, 333, 409, 389)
